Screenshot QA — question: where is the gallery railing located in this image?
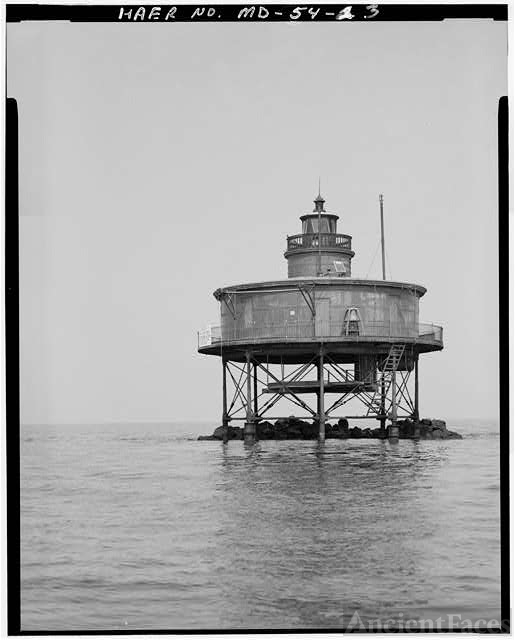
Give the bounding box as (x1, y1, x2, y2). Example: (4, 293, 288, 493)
(286, 233, 352, 251)
(197, 321, 443, 348)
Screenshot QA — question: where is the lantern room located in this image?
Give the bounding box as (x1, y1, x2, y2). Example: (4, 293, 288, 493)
(284, 192, 355, 278)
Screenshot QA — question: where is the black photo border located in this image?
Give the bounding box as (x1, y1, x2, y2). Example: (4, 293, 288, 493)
(5, 6, 510, 634)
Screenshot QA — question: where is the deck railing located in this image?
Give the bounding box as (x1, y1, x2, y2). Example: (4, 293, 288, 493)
(197, 324, 222, 348)
(286, 233, 352, 251)
(197, 321, 443, 348)
(418, 322, 443, 344)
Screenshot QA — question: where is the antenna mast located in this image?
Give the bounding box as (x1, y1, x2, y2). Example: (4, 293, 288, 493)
(379, 194, 386, 280)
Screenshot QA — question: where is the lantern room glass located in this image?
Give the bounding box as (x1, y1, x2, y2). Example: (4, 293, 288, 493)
(302, 217, 336, 234)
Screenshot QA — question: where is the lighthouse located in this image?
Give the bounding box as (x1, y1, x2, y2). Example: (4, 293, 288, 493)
(198, 192, 443, 442)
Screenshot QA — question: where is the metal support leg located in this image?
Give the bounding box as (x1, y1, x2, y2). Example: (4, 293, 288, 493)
(388, 370, 399, 439)
(412, 355, 420, 438)
(244, 352, 256, 441)
(222, 359, 229, 443)
(253, 362, 258, 418)
(414, 355, 419, 421)
(318, 350, 325, 442)
(380, 371, 386, 436)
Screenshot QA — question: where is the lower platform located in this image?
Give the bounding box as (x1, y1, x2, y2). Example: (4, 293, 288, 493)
(265, 380, 377, 394)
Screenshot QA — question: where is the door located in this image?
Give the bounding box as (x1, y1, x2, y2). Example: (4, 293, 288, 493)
(315, 299, 330, 337)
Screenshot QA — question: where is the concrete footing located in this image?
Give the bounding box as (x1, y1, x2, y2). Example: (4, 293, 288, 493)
(244, 422, 256, 440)
(222, 420, 229, 443)
(388, 424, 400, 439)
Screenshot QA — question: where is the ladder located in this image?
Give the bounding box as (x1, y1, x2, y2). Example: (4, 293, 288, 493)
(383, 344, 406, 371)
(365, 343, 406, 417)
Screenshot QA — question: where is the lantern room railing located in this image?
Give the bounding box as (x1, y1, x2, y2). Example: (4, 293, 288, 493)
(286, 233, 352, 251)
(198, 321, 443, 348)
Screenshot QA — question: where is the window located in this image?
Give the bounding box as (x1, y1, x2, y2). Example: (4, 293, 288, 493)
(302, 217, 332, 235)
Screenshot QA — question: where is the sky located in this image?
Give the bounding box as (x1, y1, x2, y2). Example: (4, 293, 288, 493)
(7, 17, 507, 424)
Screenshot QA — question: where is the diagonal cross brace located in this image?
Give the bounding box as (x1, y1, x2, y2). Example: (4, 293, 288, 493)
(298, 285, 316, 316)
(221, 293, 237, 319)
(254, 360, 316, 416)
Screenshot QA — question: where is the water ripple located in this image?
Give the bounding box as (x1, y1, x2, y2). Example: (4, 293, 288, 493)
(20, 421, 501, 630)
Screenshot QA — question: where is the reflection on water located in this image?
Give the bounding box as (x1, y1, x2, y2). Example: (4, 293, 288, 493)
(20, 421, 500, 630)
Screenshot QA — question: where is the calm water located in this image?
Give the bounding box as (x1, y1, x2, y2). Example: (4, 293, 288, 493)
(20, 420, 501, 631)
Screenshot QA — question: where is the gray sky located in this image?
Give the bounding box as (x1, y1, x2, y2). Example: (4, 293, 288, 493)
(8, 19, 506, 424)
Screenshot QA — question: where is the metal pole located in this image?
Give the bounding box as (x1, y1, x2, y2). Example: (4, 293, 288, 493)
(253, 362, 258, 418)
(380, 369, 386, 435)
(318, 349, 325, 442)
(414, 354, 419, 420)
(316, 379, 321, 431)
(389, 369, 399, 439)
(391, 371, 397, 422)
(222, 359, 229, 442)
(246, 353, 252, 422)
(244, 352, 255, 440)
(379, 194, 386, 281)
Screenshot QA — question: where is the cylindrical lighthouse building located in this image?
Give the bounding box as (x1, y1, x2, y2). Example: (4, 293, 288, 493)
(198, 193, 443, 441)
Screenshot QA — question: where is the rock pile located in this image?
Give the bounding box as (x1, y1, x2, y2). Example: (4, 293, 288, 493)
(396, 418, 462, 440)
(198, 417, 462, 441)
(198, 425, 243, 441)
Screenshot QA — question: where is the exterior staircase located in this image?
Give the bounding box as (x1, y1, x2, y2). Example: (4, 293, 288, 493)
(366, 343, 406, 417)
